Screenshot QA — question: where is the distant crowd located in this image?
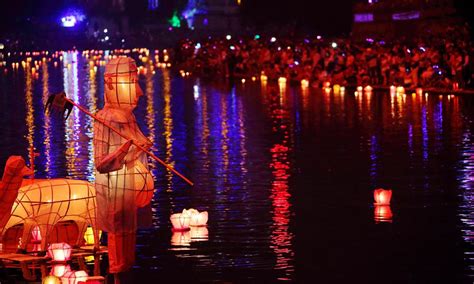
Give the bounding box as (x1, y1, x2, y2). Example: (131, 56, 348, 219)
(174, 26, 474, 89)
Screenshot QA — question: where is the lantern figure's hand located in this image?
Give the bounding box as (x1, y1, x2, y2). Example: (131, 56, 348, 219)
(96, 140, 133, 173)
(45, 92, 74, 119)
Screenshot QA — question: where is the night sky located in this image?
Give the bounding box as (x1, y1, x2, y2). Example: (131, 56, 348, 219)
(0, 0, 472, 37)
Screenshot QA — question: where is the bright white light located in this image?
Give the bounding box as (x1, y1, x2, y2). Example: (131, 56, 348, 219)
(316, 35, 322, 40)
(270, 37, 276, 43)
(331, 42, 338, 48)
(0, 43, 4, 50)
(61, 16, 77, 27)
(104, 36, 109, 41)
(104, 28, 108, 33)
(195, 43, 201, 49)
(226, 35, 231, 40)
(230, 45, 235, 50)
(122, 39, 125, 42)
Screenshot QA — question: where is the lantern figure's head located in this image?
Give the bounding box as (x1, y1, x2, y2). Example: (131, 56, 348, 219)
(104, 57, 143, 110)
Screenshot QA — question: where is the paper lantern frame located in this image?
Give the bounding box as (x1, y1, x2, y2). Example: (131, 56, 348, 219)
(0, 156, 100, 253)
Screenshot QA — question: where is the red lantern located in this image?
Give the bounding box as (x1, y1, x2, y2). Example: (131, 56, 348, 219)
(47, 243, 72, 262)
(374, 205, 393, 223)
(373, 189, 392, 205)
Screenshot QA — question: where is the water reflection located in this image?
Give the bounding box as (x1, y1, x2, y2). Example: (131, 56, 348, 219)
(268, 86, 294, 280)
(4, 51, 474, 282)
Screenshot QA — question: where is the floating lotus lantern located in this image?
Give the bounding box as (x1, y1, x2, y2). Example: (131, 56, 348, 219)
(260, 74, 268, 82)
(333, 84, 340, 94)
(183, 208, 209, 227)
(47, 243, 72, 262)
(374, 205, 393, 223)
(364, 85, 373, 92)
(278, 77, 287, 84)
(373, 188, 392, 205)
(170, 211, 191, 231)
(357, 86, 363, 92)
(42, 275, 61, 284)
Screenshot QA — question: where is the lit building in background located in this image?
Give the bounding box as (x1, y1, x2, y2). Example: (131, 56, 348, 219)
(352, 0, 461, 39)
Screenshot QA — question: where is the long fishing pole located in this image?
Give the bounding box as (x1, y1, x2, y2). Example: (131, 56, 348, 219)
(46, 92, 194, 186)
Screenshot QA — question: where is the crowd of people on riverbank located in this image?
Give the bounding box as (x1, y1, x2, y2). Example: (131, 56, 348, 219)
(174, 27, 473, 89)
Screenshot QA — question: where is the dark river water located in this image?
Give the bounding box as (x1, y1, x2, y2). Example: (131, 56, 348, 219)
(1, 50, 474, 283)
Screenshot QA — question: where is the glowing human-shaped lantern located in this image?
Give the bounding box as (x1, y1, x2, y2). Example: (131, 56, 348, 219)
(373, 188, 392, 205)
(47, 243, 72, 262)
(93, 57, 154, 275)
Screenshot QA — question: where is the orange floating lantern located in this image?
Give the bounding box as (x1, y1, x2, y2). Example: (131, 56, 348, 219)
(373, 188, 392, 205)
(47, 242, 72, 262)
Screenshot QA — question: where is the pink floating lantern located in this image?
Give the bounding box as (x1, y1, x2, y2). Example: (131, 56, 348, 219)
(170, 212, 191, 231)
(374, 205, 393, 223)
(373, 188, 392, 205)
(47, 243, 72, 262)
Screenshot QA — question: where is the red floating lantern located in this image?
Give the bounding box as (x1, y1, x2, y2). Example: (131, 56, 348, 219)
(373, 188, 392, 205)
(47, 243, 72, 262)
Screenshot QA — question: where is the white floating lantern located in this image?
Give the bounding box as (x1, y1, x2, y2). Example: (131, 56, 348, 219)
(170, 212, 191, 231)
(364, 85, 373, 92)
(183, 208, 208, 227)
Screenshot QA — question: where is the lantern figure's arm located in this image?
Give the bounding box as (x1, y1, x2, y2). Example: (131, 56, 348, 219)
(47, 93, 194, 186)
(96, 140, 132, 174)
